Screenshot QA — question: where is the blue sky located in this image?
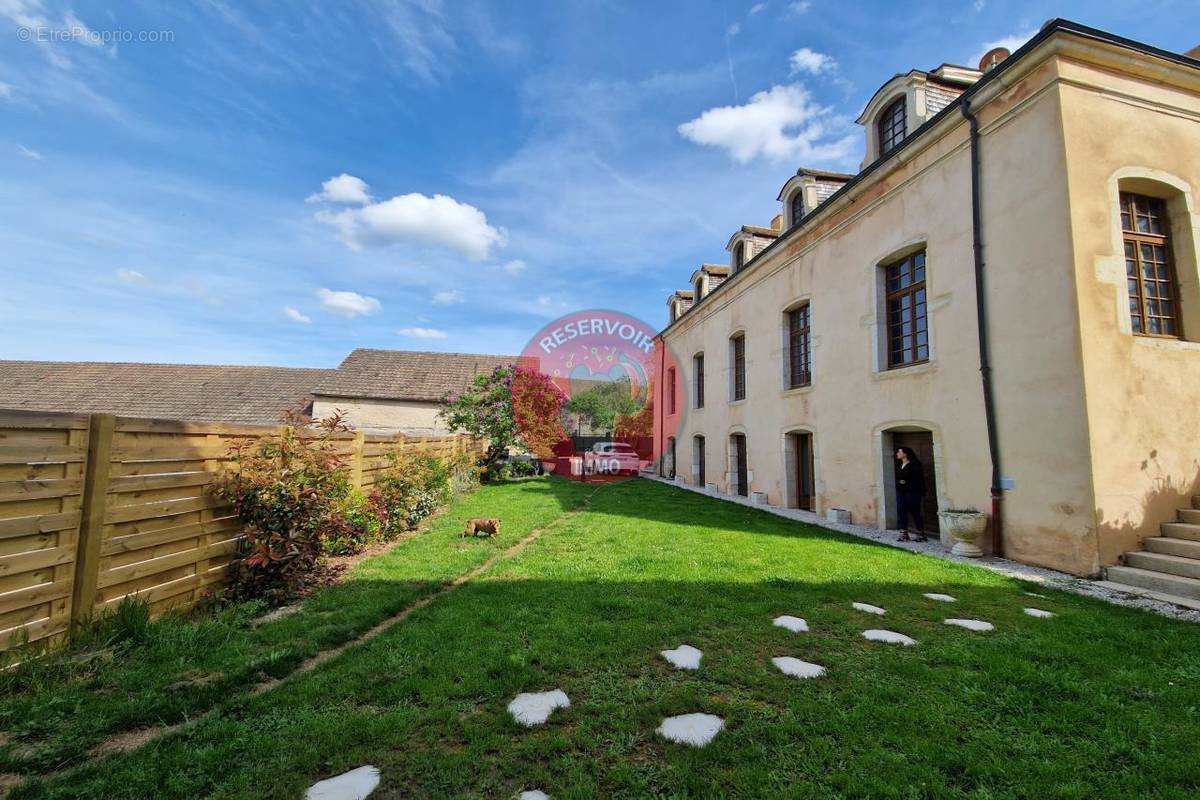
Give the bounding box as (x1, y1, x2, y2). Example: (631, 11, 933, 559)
(2, 0, 1196, 367)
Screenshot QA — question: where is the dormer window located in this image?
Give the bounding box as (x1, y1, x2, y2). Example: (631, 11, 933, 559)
(877, 96, 907, 155)
(694, 276, 704, 300)
(732, 242, 745, 272)
(789, 191, 804, 228)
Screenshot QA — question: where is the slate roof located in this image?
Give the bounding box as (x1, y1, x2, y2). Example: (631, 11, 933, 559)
(0, 361, 333, 426)
(313, 349, 518, 402)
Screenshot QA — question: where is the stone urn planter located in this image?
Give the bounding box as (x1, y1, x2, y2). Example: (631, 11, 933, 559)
(938, 509, 988, 557)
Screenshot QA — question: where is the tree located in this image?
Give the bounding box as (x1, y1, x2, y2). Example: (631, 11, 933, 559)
(564, 378, 643, 433)
(439, 365, 568, 465)
(439, 366, 519, 468)
(511, 367, 569, 458)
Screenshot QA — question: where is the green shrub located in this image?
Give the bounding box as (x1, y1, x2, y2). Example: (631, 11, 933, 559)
(214, 412, 352, 605)
(370, 452, 456, 536)
(325, 492, 383, 555)
(510, 459, 538, 477)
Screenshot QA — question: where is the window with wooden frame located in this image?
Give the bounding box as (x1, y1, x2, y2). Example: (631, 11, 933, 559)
(786, 304, 812, 388)
(693, 353, 705, 408)
(1121, 192, 1181, 338)
(885, 250, 928, 368)
(666, 367, 676, 415)
(731, 334, 746, 401)
(877, 96, 906, 156)
(789, 191, 804, 228)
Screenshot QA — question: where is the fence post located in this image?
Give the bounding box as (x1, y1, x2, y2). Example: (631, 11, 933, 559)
(351, 430, 365, 489)
(72, 413, 115, 625)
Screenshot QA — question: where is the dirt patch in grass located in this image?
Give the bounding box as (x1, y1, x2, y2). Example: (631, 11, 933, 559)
(165, 671, 223, 691)
(0, 772, 26, 794)
(88, 726, 176, 759)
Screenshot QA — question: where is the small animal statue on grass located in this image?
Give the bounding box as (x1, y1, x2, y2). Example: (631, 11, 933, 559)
(461, 518, 502, 538)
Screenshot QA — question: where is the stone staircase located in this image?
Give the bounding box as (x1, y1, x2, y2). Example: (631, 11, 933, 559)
(1105, 495, 1200, 605)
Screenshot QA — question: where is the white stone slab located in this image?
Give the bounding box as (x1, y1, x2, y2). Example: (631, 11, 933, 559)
(1024, 607, 1055, 618)
(661, 644, 703, 670)
(852, 602, 886, 615)
(862, 629, 916, 646)
(944, 618, 994, 632)
(306, 766, 380, 800)
(520, 792, 550, 800)
(657, 713, 725, 747)
(923, 593, 957, 602)
(772, 615, 808, 633)
(771, 656, 826, 679)
(507, 690, 570, 726)
(1024, 592, 1047, 598)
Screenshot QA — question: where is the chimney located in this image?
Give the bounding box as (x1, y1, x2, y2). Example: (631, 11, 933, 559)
(770, 213, 784, 232)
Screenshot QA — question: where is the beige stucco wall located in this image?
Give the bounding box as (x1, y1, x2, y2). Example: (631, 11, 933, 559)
(312, 397, 449, 434)
(659, 48, 1121, 576)
(1055, 49, 1200, 567)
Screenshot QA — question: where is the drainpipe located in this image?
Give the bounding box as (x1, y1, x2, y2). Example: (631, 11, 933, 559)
(961, 98, 1005, 557)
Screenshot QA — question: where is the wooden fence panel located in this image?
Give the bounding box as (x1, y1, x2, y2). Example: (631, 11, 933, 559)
(0, 411, 89, 651)
(0, 410, 483, 654)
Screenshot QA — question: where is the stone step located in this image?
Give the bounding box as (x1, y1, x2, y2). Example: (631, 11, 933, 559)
(1104, 565, 1200, 601)
(1161, 522, 1200, 542)
(1124, 550, 1200, 580)
(1092, 580, 1200, 611)
(1179, 508, 1200, 524)
(1144, 536, 1200, 559)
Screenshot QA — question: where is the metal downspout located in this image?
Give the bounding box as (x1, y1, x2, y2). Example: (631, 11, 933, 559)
(961, 98, 1005, 557)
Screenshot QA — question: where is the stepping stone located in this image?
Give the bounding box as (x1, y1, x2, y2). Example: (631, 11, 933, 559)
(1024, 591, 1047, 598)
(773, 615, 809, 633)
(660, 644, 703, 670)
(657, 713, 724, 747)
(852, 602, 886, 615)
(507, 690, 570, 726)
(771, 656, 826, 679)
(1024, 608, 1055, 618)
(923, 593, 956, 602)
(520, 792, 550, 800)
(862, 629, 916, 646)
(306, 766, 380, 800)
(944, 618, 994, 632)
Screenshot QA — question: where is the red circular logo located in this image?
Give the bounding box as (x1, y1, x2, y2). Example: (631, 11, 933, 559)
(518, 309, 682, 481)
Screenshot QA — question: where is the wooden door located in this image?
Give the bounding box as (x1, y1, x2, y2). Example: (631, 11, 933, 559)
(695, 436, 705, 486)
(891, 431, 939, 533)
(733, 434, 748, 496)
(795, 433, 815, 511)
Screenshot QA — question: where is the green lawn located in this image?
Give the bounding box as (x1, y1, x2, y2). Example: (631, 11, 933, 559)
(6, 477, 1200, 798)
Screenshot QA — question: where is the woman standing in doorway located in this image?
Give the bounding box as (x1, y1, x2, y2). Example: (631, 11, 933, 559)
(895, 446, 927, 542)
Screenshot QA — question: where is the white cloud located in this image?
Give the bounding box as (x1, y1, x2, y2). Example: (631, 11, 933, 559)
(16, 144, 43, 160)
(788, 1, 811, 14)
(789, 48, 835, 75)
(678, 84, 856, 164)
(970, 28, 1037, 66)
(115, 268, 146, 284)
(749, 3, 767, 14)
(397, 326, 447, 339)
(306, 173, 371, 204)
(432, 288, 463, 305)
(727, 22, 741, 37)
(316, 288, 381, 318)
(283, 306, 311, 323)
(0, 81, 13, 99)
(314, 188, 506, 260)
(501, 259, 527, 275)
(973, 0, 986, 10)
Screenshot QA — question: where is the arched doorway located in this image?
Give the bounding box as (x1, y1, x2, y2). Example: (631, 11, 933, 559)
(882, 427, 939, 535)
(728, 433, 748, 496)
(783, 430, 816, 511)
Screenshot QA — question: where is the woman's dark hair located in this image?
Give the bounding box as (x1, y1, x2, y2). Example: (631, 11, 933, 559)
(896, 446, 921, 466)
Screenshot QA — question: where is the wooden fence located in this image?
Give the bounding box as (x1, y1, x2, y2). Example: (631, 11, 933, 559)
(0, 410, 483, 654)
